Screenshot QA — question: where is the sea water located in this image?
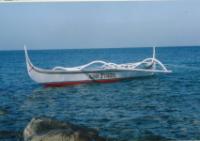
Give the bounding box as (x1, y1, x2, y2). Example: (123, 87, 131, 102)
(0, 47, 200, 140)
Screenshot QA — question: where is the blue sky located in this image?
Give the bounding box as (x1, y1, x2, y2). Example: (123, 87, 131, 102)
(0, 1, 200, 50)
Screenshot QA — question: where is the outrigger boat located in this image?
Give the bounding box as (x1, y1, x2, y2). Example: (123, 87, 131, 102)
(24, 47, 171, 87)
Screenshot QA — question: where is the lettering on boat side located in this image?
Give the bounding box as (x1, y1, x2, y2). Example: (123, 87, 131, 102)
(90, 72, 116, 80)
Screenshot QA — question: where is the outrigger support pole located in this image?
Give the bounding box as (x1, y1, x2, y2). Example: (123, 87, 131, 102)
(153, 46, 156, 60)
(152, 46, 156, 70)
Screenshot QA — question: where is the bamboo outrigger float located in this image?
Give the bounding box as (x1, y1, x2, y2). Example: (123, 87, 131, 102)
(24, 47, 171, 87)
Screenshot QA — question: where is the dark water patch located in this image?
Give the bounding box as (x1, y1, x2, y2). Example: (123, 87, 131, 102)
(137, 130, 172, 141)
(0, 130, 22, 141)
(0, 107, 9, 116)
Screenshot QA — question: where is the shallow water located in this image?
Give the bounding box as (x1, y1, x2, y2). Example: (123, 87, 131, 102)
(0, 47, 200, 140)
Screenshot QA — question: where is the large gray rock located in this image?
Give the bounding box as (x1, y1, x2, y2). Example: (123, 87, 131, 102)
(24, 117, 106, 141)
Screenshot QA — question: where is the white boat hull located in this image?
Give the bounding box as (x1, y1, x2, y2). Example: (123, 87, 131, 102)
(28, 65, 154, 86)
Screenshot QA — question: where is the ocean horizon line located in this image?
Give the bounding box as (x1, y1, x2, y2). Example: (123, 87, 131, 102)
(0, 45, 200, 51)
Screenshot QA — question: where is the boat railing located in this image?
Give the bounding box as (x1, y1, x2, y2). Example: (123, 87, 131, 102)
(52, 58, 171, 73)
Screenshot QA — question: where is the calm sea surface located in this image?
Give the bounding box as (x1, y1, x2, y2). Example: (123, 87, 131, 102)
(0, 47, 200, 140)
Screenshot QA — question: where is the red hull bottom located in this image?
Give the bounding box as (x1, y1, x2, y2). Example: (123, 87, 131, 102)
(44, 78, 121, 87)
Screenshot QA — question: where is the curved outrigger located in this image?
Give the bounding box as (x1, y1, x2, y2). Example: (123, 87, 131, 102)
(24, 46, 171, 87)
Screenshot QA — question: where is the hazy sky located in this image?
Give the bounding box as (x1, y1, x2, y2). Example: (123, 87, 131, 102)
(0, 1, 200, 50)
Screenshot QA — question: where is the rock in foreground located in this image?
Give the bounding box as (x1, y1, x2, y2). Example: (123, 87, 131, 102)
(24, 117, 106, 141)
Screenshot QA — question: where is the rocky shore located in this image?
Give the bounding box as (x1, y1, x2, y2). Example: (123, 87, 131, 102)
(24, 117, 108, 141)
(0, 116, 170, 141)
